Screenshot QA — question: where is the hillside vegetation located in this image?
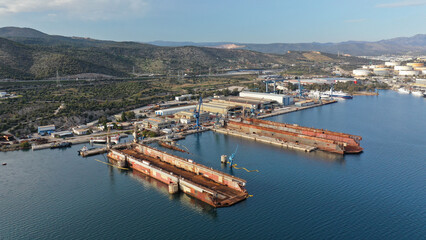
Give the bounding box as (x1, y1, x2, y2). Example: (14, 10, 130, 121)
(0, 27, 373, 80)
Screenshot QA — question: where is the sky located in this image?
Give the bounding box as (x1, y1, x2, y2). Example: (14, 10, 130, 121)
(0, 0, 425, 43)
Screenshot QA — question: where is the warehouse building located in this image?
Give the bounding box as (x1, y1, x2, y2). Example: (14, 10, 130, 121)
(142, 117, 172, 130)
(175, 94, 193, 101)
(51, 131, 73, 138)
(38, 125, 56, 136)
(72, 126, 90, 135)
(239, 91, 294, 106)
(200, 102, 243, 116)
(174, 111, 209, 124)
(211, 97, 276, 110)
(155, 105, 197, 116)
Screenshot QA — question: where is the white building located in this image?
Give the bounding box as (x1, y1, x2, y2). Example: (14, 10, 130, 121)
(353, 69, 371, 76)
(155, 105, 197, 116)
(175, 94, 193, 101)
(239, 91, 293, 106)
(385, 61, 400, 67)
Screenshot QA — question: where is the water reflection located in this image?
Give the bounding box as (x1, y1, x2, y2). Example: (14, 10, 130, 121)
(300, 150, 346, 164)
(129, 170, 217, 218)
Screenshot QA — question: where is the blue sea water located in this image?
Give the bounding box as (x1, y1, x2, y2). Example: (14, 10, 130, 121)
(0, 90, 425, 239)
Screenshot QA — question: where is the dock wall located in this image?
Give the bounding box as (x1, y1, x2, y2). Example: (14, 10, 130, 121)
(132, 143, 246, 191)
(244, 118, 362, 147)
(227, 121, 346, 154)
(108, 149, 220, 206)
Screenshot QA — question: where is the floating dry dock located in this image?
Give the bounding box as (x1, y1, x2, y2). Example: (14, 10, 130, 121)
(225, 118, 363, 154)
(108, 143, 248, 207)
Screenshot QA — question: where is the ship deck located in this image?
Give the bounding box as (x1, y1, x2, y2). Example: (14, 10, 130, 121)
(121, 149, 248, 206)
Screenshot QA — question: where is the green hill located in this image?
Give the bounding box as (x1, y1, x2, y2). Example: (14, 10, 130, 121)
(0, 27, 373, 80)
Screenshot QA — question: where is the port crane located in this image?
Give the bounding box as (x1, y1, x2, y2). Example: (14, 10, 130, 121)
(228, 145, 238, 168)
(193, 97, 203, 130)
(263, 76, 285, 93)
(296, 77, 304, 99)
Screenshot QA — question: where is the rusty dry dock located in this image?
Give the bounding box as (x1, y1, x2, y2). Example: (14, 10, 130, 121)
(108, 143, 248, 207)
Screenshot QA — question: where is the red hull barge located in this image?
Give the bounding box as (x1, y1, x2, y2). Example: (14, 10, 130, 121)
(226, 119, 363, 154)
(107, 143, 248, 207)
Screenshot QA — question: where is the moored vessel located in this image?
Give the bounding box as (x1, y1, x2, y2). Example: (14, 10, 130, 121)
(398, 87, 410, 94)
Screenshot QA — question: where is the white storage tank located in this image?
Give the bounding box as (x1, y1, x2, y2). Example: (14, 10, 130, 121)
(406, 62, 424, 68)
(385, 61, 400, 67)
(373, 68, 390, 76)
(394, 66, 413, 71)
(353, 69, 371, 76)
(399, 70, 419, 76)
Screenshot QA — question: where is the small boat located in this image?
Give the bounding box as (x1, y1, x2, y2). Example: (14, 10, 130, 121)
(321, 90, 352, 99)
(159, 141, 189, 153)
(78, 146, 96, 155)
(398, 87, 410, 94)
(2, 163, 6, 166)
(411, 90, 423, 97)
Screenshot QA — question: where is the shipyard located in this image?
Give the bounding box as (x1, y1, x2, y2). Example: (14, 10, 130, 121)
(1, 3, 425, 237)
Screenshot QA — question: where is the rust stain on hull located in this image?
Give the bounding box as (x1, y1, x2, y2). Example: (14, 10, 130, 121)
(226, 119, 363, 154)
(108, 143, 248, 207)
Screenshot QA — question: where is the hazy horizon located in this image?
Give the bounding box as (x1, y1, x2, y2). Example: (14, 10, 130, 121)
(0, 0, 425, 43)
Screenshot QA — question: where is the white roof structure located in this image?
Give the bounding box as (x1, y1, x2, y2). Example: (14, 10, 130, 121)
(239, 91, 292, 105)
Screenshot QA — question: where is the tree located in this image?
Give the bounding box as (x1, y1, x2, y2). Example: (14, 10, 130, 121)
(20, 141, 31, 149)
(98, 116, 108, 125)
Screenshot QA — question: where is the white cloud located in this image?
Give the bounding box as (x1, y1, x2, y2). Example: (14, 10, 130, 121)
(376, 0, 426, 8)
(0, 0, 150, 20)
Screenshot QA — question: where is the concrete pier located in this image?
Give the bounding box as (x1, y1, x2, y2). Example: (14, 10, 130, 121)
(213, 128, 317, 152)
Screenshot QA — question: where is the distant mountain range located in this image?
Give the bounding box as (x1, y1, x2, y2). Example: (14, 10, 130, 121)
(0, 27, 374, 79)
(149, 34, 426, 56)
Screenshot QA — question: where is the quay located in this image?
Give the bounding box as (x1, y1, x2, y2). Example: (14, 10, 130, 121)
(258, 100, 337, 119)
(108, 143, 248, 207)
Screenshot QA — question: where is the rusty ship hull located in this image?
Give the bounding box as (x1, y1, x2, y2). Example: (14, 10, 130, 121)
(107, 143, 248, 207)
(226, 119, 363, 154)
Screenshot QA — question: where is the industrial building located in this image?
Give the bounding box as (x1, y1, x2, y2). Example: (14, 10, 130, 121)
(51, 131, 73, 138)
(353, 69, 371, 77)
(142, 117, 172, 129)
(174, 111, 209, 124)
(155, 105, 196, 116)
(406, 62, 424, 68)
(175, 94, 193, 101)
(212, 97, 276, 110)
(415, 79, 426, 85)
(38, 125, 56, 136)
(295, 100, 315, 107)
(200, 102, 243, 116)
(239, 91, 294, 106)
(72, 126, 90, 135)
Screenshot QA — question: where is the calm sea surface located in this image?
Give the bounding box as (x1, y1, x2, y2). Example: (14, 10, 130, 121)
(1, 90, 425, 239)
